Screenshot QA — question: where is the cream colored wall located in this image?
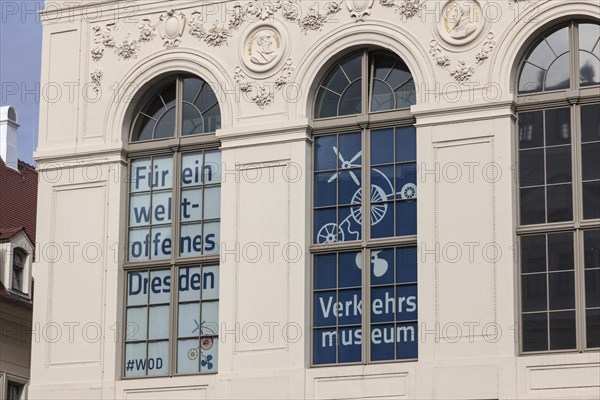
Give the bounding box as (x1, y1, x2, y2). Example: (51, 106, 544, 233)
(30, 1, 599, 399)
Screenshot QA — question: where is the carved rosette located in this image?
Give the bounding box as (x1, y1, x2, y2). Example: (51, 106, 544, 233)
(234, 59, 295, 109)
(346, 0, 375, 22)
(159, 9, 186, 48)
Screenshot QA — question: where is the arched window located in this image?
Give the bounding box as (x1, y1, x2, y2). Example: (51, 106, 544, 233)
(516, 21, 600, 354)
(311, 49, 418, 366)
(12, 248, 26, 292)
(124, 74, 221, 378)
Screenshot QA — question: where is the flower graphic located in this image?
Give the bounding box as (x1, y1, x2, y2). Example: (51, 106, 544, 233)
(201, 337, 214, 350)
(201, 354, 214, 370)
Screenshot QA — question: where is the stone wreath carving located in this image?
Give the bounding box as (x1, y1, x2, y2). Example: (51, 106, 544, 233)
(234, 59, 294, 108)
(429, 32, 496, 82)
(379, 0, 424, 19)
(90, 70, 103, 93)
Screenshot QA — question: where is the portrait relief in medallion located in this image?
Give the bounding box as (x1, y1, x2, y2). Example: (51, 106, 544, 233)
(438, 0, 484, 45)
(242, 26, 286, 73)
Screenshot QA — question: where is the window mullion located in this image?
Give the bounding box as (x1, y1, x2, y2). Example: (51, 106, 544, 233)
(362, 125, 370, 365)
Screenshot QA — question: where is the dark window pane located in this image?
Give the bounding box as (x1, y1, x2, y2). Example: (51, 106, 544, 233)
(519, 112, 544, 149)
(338, 289, 362, 325)
(583, 181, 600, 220)
(338, 326, 361, 363)
(396, 322, 418, 359)
(371, 203, 394, 239)
(314, 172, 336, 207)
(549, 311, 576, 350)
(315, 89, 340, 119)
(202, 102, 221, 133)
(581, 104, 600, 143)
(520, 187, 545, 225)
(528, 39, 556, 70)
(521, 235, 546, 273)
(396, 284, 417, 321)
(396, 201, 417, 236)
(181, 103, 203, 136)
(183, 77, 204, 103)
(314, 291, 337, 327)
(338, 252, 362, 288)
(519, 149, 544, 187)
(339, 80, 362, 116)
(385, 59, 412, 90)
(585, 269, 600, 308)
(371, 286, 395, 323)
(586, 309, 600, 348)
(338, 206, 361, 241)
(154, 107, 176, 139)
(313, 328, 337, 364)
(582, 142, 600, 181)
(314, 254, 337, 290)
(314, 135, 337, 171)
(522, 312, 548, 352)
(395, 80, 416, 109)
(396, 247, 417, 284)
(339, 169, 362, 205)
(395, 126, 417, 163)
(545, 108, 571, 146)
(546, 146, 572, 184)
(132, 114, 155, 142)
(546, 27, 570, 56)
(314, 208, 337, 244)
(340, 53, 362, 82)
(371, 80, 394, 112)
(547, 184, 573, 223)
(324, 65, 351, 95)
(370, 249, 394, 285)
(371, 128, 394, 165)
(547, 232, 574, 271)
(522, 274, 547, 312)
(545, 53, 570, 91)
(548, 272, 575, 310)
(338, 132, 362, 169)
(579, 51, 600, 86)
(395, 164, 417, 200)
(519, 63, 545, 93)
(371, 323, 395, 361)
(584, 230, 600, 269)
(371, 166, 394, 203)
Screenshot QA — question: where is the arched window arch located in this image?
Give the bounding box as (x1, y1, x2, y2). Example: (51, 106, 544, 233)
(516, 21, 600, 354)
(124, 74, 221, 378)
(12, 248, 26, 292)
(311, 49, 418, 366)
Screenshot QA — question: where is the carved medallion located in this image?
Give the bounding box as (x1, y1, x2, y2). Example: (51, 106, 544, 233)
(159, 9, 186, 48)
(437, 0, 484, 45)
(346, 0, 375, 22)
(242, 26, 286, 73)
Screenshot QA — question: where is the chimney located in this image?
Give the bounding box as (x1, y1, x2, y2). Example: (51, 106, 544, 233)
(0, 106, 19, 170)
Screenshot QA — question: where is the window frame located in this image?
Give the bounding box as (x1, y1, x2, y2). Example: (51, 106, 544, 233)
(11, 248, 26, 293)
(310, 48, 418, 367)
(515, 19, 600, 355)
(123, 74, 222, 379)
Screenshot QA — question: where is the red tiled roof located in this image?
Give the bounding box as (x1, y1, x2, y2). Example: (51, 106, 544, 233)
(0, 226, 26, 241)
(0, 280, 33, 309)
(0, 158, 38, 243)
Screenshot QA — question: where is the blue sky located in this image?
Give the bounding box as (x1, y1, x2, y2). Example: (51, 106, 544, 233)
(0, 0, 44, 165)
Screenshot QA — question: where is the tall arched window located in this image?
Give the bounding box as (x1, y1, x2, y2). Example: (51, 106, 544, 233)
(517, 21, 600, 354)
(124, 74, 221, 378)
(311, 49, 418, 366)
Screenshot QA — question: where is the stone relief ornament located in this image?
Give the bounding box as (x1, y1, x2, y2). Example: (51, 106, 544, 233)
(429, 35, 495, 82)
(438, 0, 484, 45)
(90, 70, 103, 93)
(298, 2, 342, 33)
(234, 59, 294, 108)
(115, 36, 140, 60)
(159, 9, 186, 48)
(450, 60, 475, 81)
(346, 0, 375, 22)
(475, 32, 496, 64)
(429, 41, 451, 67)
(138, 19, 156, 43)
(379, 0, 424, 20)
(243, 26, 285, 73)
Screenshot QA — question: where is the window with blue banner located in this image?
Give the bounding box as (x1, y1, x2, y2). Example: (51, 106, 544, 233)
(311, 49, 418, 366)
(124, 74, 222, 378)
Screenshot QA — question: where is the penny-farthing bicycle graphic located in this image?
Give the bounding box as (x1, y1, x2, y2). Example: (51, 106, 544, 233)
(316, 145, 417, 244)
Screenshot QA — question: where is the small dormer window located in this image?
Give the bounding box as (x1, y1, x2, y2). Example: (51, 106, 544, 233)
(12, 248, 26, 292)
(7, 106, 17, 124)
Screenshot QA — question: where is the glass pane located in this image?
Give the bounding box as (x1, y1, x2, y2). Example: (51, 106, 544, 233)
(370, 323, 395, 361)
(519, 63, 545, 93)
(395, 79, 416, 109)
(194, 83, 218, 114)
(579, 24, 600, 52)
(131, 114, 155, 142)
(583, 181, 600, 220)
(371, 203, 394, 239)
(148, 270, 170, 304)
(338, 289, 361, 325)
(371, 286, 395, 323)
(152, 191, 172, 224)
(549, 311, 576, 350)
(386, 60, 412, 90)
(183, 77, 204, 103)
(124, 342, 147, 377)
(370, 249, 394, 285)
(313, 328, 337, 364)
(203, 186, 220, 220)
(579, 51, 600, 86)
(371, 80, 394, 112)
(339, 169, 362, 205)
(339, 80, 362, 116)
(396, 164, 418, 200)
(148, 305, 170, 339)
(314, 135, 337, 171)
(338, 251, 362, 288)
(581, 104, 600, 143)
(202, 103, 221, 133)
(152, 156, 174, 190)
(371, 166, 394, 202)
(396, 284, 417, 321)
(323, 65, 350, 94)
(337, 326, 361, 363)
(200, 338, 218, 372)
(584, 230, 600, 269)
(546, 27, 569, 56)
(202, 265, 219, 300)
(201, 302, 219, 335)
(521, 235, 546, 274)
(338, 206, 362, 241)
(518, 112, 544, 149)
(150, 226, 172, 260)
(178, 338, 200, 374)
(315, 172, 337, 207)
(371, 128, 394, 165)
(519, 149, 544, 187)
(520, 187, 545, 225)
(338, 133, 361, 169)
(147, 341, 169, 376)
(545, 108, 571, 146)
(204, 151, 221, 184)
(129, 193, 151, 227)
(127, 271, 149, 306)
(178, 302, 201, 337)
(203, 222, 220, 255)
(396, 247, 417, 284)
(528, 38, 556, 70)
(587, 309, 600, 348)
(130, 158, 152, 192)
(180, 223, 203, 257)
(546, 184, 572, 222)
(396, 322, 418, 359)
(396, 200, 417, 236)
(582, 142, 600, 181)
(181, 152, 203, 187)
(585, 269, 600, 308)
(547, 232, 574, 271)
(129, 228, 150, 261)
(314, 291, 337, 327)
(522, 312, 548, 352)
(548, 272, 575, 310)
(315, 89, 340, 119)
(522, 274, 547, 312)
(314, 254, 337, 290)
(546, 146, 572, 184)
(154, 107, 176, 139)
(396, 126, 417, 163)
(182, 102, 203, 136)
(545, 53, 570, 91)
(126, 307, 147, 341)
(181, 188, 202, 222)
(178, 266, 202, 302)
(341, 53, 362, 81)
(314, 208, 338, 244)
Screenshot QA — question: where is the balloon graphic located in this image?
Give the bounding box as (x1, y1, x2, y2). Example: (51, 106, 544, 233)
(371, 251, 389, 278)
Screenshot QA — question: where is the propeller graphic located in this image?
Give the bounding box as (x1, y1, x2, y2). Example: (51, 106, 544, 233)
(328, 146, 362, 186)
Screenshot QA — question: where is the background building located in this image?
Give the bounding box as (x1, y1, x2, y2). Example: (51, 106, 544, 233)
(29, 1, 599, 399)
(0, 105, 37, 400)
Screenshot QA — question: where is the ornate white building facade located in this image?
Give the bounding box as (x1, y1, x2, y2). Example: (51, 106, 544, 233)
(30, 1, 599, 399)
